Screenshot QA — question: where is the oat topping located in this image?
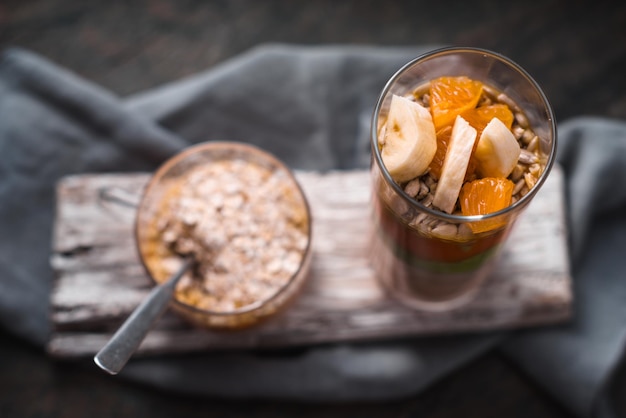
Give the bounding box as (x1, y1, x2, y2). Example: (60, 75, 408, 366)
(144, 157, 310, 313)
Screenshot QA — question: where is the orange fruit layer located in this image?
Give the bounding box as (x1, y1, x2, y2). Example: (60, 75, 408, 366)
(460, 177, 514, 233)
(429, 76, 483, 130)
(461, 104, 514, 137)
(428, 125, 451, 180)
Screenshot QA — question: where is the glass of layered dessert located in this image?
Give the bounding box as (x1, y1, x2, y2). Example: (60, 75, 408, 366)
(370, 47, 556, 311)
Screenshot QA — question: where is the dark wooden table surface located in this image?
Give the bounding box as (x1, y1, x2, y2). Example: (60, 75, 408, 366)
(2, 1, 626, 417)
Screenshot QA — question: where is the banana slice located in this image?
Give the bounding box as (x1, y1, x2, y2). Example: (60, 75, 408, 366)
(474, 117, 521, 178)
(433, 116, 477, 214)
(381, 95, 437, 183)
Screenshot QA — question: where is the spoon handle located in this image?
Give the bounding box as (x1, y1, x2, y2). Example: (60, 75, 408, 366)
(93, 260, 190, 375)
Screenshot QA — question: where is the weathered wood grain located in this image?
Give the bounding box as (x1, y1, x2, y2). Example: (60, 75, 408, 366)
(47, 166, 572, 358)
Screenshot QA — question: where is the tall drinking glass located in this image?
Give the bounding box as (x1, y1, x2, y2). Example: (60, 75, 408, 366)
(370, 47, 556, 311)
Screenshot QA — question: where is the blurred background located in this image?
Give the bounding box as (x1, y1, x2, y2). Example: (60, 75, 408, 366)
(1, 0, 626, 417)
(2, 0, 626, 122)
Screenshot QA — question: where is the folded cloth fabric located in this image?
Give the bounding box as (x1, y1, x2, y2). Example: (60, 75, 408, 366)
(1, 44, 625, 417)
(502, 117, 626, 417)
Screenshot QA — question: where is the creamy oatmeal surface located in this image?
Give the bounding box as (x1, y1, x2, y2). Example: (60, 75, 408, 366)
(142, 157, 310, 313)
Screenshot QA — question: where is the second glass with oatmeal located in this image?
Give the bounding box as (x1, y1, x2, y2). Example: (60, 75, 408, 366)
(370, 47, 556, 310)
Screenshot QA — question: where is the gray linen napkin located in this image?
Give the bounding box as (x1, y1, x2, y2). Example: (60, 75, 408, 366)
(502, 118, 626, 417)
(1, 44, 625, 417)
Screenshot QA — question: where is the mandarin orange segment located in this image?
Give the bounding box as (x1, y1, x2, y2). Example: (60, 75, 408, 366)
(465, 155, 479, 182)
(429, 76, 483, 130)
(461, 104, 514, 137)
(460, 177, 514, 215)
(460, 177, 514, 233)
(428, 125, 451, 180)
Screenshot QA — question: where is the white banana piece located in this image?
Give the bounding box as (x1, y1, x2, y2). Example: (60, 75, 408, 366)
(381, 95, 437, 183)
(474, 117, 521, 178)
(433, 116, 477, 214)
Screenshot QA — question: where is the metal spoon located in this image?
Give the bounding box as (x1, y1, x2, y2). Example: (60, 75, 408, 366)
(94, 258, 193, 375)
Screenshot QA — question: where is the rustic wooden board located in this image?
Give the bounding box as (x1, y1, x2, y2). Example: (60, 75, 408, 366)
(47, 166, 572, 358)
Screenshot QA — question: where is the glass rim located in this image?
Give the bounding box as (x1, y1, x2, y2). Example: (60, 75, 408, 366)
(370, 46, 557, 223)
(134, 140, 314, 318)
